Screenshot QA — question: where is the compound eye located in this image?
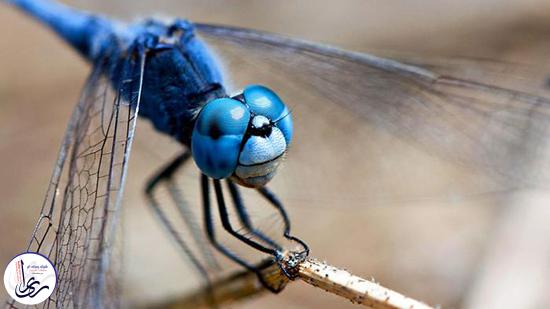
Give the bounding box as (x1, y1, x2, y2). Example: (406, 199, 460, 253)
(191, 98, 250, 179)
(243, 85, 292, 144)
(243, 85, 286, 119)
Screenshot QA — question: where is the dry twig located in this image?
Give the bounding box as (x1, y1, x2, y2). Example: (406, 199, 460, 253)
(152, 257, 433, 309)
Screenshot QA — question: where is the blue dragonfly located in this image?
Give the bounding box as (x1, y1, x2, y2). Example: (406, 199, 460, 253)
(4, 0, 550, 307)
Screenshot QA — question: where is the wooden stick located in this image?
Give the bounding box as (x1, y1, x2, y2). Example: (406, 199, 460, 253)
(150, 257, 433, 309)
(298, 258, 432, 309)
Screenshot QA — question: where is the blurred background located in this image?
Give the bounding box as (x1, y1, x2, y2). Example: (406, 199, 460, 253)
(2, 1, 550, 308)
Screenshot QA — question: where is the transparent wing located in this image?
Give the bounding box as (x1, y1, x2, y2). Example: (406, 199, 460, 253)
(6, 49, 145, 308)
(196, 24, 550, 189)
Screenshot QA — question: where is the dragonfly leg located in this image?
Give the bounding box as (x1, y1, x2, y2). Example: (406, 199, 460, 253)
(201, 175, 283, 293)
(225, 180, 282, 251)
(145, 152, 216, 287)
(212, 179, 276, 255)
(257, 187, 310, 278)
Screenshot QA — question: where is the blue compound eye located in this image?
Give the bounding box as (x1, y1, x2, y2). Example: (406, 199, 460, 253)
(192, 98, 250, 179)
(243, 85, 292, 144)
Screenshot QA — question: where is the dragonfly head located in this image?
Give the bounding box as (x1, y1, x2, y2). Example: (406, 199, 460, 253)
(191, 85, 292, 188)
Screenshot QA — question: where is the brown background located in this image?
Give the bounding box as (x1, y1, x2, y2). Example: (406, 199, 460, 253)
(2, 1, 550, 308)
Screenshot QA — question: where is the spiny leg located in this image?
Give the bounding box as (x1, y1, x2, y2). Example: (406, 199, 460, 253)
(258, 187, 309, 262)
(201, 175, 283, 293)
(201, 175, 257, 269)
(226, 180, 282, 251)
(213, 179, 276, 255)
(145, 152, 215, 287)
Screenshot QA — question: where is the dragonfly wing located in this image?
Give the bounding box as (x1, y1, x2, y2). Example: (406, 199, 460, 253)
(6, 48, 146, 308)
(196, 24, 550, 190)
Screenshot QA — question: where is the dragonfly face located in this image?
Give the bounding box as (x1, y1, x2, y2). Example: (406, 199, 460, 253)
(192, 85, 293, 187)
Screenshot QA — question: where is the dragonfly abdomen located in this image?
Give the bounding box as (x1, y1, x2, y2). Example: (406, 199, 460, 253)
(8, 0, 118, 60)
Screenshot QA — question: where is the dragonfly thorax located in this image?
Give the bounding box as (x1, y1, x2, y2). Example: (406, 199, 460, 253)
(133, 19, 226, 145)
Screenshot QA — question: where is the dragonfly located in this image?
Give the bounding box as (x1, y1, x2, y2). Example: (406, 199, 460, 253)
(4, 0, 550, 307)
